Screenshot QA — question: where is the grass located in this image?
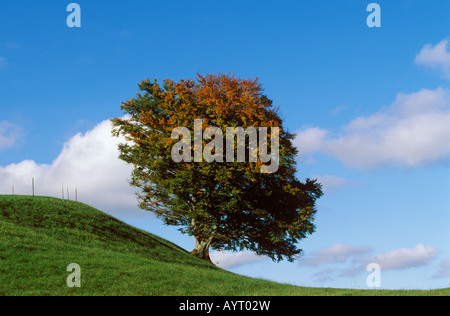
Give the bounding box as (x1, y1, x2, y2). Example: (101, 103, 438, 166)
(0, 195, 448, 296)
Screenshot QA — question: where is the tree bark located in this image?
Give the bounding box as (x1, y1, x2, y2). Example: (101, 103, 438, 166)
(190, 218, 216, 263)
(190, 237, 213, 263)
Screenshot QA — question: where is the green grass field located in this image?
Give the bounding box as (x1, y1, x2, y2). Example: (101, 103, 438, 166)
(0, 195, 448, 296)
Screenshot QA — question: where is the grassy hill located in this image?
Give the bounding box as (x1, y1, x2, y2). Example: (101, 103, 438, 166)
(0, 195, 448, 296)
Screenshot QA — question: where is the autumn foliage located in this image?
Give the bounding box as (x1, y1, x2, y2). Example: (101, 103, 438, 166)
(112, 73, 322, 263)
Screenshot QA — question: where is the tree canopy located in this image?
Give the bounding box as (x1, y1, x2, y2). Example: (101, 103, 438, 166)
(112, 73, 323, 263)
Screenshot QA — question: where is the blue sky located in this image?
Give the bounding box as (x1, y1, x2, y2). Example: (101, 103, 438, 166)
(1, 1, 450, 290)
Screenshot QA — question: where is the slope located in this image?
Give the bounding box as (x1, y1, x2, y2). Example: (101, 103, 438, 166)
(0, 195, 448, 296)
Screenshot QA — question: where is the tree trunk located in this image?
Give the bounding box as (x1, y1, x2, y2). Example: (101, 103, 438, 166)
(189, 218, 216, 263)
(190, 237, 212, 263)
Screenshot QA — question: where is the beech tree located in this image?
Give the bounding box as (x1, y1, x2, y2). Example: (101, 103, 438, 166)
(112, 73, 322, 263)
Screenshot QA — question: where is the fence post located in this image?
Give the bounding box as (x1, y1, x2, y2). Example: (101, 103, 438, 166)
(32, 178, 35, 197)
(67, 188, 70, 201)
(12, 185, 14, 195)
(75, 188, 78, 202)
(62, 183, 64, 201)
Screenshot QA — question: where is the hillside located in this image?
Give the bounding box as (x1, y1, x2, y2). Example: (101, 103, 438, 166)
(0, 195, 448, 296)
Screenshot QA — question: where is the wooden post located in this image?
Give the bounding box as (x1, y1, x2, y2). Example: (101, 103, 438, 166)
(75, 188, 78, 202)
(67, 188, 70, 201)
(62, 183, 64, 201)
(12, 185, 14, 195)
(32, 178, 35, 197)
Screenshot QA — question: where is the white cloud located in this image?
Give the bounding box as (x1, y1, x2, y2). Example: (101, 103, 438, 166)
(360, 243, 438, 271)
(0, 119, 138, 215)
(301, 243, 439, 284)
(415, 38, 450, 79)
(295, 87, 450, 169)
(433, 259, 450, 279)
(295, 127, 328, 156)
(210, 250, 267, 269)
(300, 243, 372, 266)
(312, 268, 336, 283)
(0, 121, 23, 150)
(312, 175, 359, 194)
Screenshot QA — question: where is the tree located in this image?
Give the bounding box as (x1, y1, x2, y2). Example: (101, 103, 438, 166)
(112, 73, 323, 263)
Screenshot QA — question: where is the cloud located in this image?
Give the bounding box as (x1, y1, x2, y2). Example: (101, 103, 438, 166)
(415, 38, 450, 79)
(301, 243, 439, 283)
(359, 243, 438, 271)
(0, 121, 23, 150)
(300, 243, 373, 283)
(300, 243, 372, 266)
(311, 175, 359, 194)
(312, 268, 336, 283)
(210, 250, 267, 269)
(433, 259, 450, 279)
(295, 87, 450, 169)
(0, 119, 138, 215)
(330, 105, 348, 116)
(295, 127, 328, 156)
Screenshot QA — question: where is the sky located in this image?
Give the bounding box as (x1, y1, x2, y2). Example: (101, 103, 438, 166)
(0, 1, 449, 290)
